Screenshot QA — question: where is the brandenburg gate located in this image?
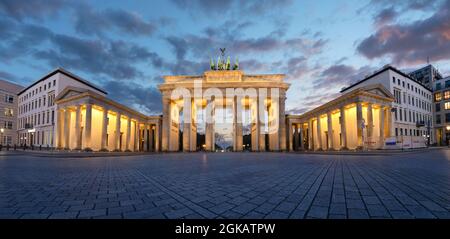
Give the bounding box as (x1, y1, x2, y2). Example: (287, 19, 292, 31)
(158, 70, 290, 152)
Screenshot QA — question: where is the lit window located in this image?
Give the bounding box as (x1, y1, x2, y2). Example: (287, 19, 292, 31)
(435, 93, 442, 101)
(4, 108, 13, 116)
(445, 91, 450, 100)
(445, 102, 450, 110)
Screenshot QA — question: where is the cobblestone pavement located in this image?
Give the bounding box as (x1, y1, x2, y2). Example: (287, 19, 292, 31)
(0, 150, 449, 219)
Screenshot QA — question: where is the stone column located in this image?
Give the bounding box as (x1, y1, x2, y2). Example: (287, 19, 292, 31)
(183, 97, 191, 152)
(299, 125, 304, 150)
(367, 103, 374, 138)
(356, 102, 363, 150)
(134, 121, 139, 152)
(125, 117, 131, 151)
(294, 124, 299, 151)
(154, 122, 160, 152)
(149, 125, 154, 151)
(161, 93, 171, 151)
(115, 112, 121, 151)
(379, 106, 385, 149)
(143, 124, 148, 151)
(385, 107, 392, 137)
(101, 108, 108, 151)
(251, 98, 259, 152)
(233, 96, 243, 151)
(84, 104, 92, 150)
(279, 91, 287, 151)
(327, 112, 334, 150)
(56, 109, 63, 149)
(340, 106, 348, 150)
(75, 105, 82, 150)
(63, 108, 70, 149)
(205, 98, 215, 151)
(190, 98, 197, 152)
(288, 121, 293, 151)
(316, 116, 323, 151)
(308, 120, 313, 150)
(258, 94, 266, 151)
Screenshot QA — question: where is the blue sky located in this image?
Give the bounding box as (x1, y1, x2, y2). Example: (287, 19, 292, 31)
(1, 0, 449, 115)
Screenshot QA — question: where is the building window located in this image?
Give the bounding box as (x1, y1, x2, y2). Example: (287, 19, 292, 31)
(446, 80, 450, 88)
(4, 95, 14, 103)
(392, 77, 395, 83)
(53, 80, 56, 86)
(435, 93, 442, 101)
(445, 102, 450, 110)
(4, 108, 13, 116)
(446, 113, 450, 123)
(445, 91, 450, 100)
(399, 109, 403, 121)
(436, 115, 441, 124)
(398, 79, 400, 85)
(436, 103, 441, 112)
(395, 128, 398, 136)
(4, 121, 13, 129)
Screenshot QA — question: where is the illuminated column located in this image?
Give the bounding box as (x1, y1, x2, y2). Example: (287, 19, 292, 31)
(84, 104, 92, 150)
(155, 122, 161, 152)
(190, 98, 197, 152)
(385, 106, 393, 137)
(161, 92, 171, 151)
(183, 97, 191, 152)
(56, 109, 63, 148)
(233, 96, 243, 151)
(316, 116, 322, 150)
(143, 124, 148, 151)
(340, 106, 348, 150)
(367, 103, 374, 139)
(327, 112, 334, 150)
(149, 125, 154, 151)
(279, 91, 286, 151)
(356, 102, 363, 149)
(251, 97, 260, 151)
(288, 122, 293, 151)
(125, 117, 131, 151)
(205, 98, 215, 151)
(299, 125, 304, 150)
(379, 106, 385, 149)
(308, 120, 313, 150)
(115, 112, 121, 151)
(134, 121, 139, 152)
(294, 124, 299, 151)
(258, 94, 265, 151)
(75, 105, 82, 150)
(101, 108, 108, 151)
(63, 108, 70, 149)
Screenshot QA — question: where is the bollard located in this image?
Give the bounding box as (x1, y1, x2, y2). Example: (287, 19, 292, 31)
(39, 145, 42, 151)
(6, 144, 9, 151)
(14, 144, 16, 151)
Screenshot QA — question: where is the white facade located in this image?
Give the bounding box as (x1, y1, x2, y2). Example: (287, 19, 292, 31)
(341, 65, 434, 147)
(17, 68, 107, 147)
(0, 80, 23, 146)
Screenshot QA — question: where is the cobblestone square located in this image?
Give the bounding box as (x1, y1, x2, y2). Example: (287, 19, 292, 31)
(0, 150, 449, 219)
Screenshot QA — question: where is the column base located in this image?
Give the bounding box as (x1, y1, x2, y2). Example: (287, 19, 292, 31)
(83, 147, 93, 152)
(73, 147, 82, 151)
(315, 148, 323, 151)
(63, 147, 70, 151)
(356, 146, 364, 151)
(125, 149, 132, 152)
(99, 148, 109, 152)
(113, 149, 122, 152)
(340, 146, 349, 151)
(327, 148, 336, 151)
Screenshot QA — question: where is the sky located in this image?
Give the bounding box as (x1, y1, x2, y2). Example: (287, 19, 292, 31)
(1, 0, 450, 116)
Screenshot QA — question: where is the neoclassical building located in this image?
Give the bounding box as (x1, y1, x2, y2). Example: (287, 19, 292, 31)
(286, 84, 394, 151)
(55, 86, 161, 152)
(16, 67, 400, 152)
(158, 70, 290, 152)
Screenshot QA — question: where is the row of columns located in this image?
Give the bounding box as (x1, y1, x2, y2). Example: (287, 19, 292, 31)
(290, 103, 392, 151)
(161, 90, 287, 152)
(57, 104, 160, 152)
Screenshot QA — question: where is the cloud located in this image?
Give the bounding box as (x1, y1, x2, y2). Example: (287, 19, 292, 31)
(288, 92, 341, 115)
(102, 80, 162, 115)
(0, 0, 66, 21)
(170, 0, 293, 16)
(33, 34, 166, 80)
(0, 70, 16, 81)
(313, 64, 375, 90)
(74, 4, 156, 36)
(357, 0, 450, 65)
(374, 8, 397, 26)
